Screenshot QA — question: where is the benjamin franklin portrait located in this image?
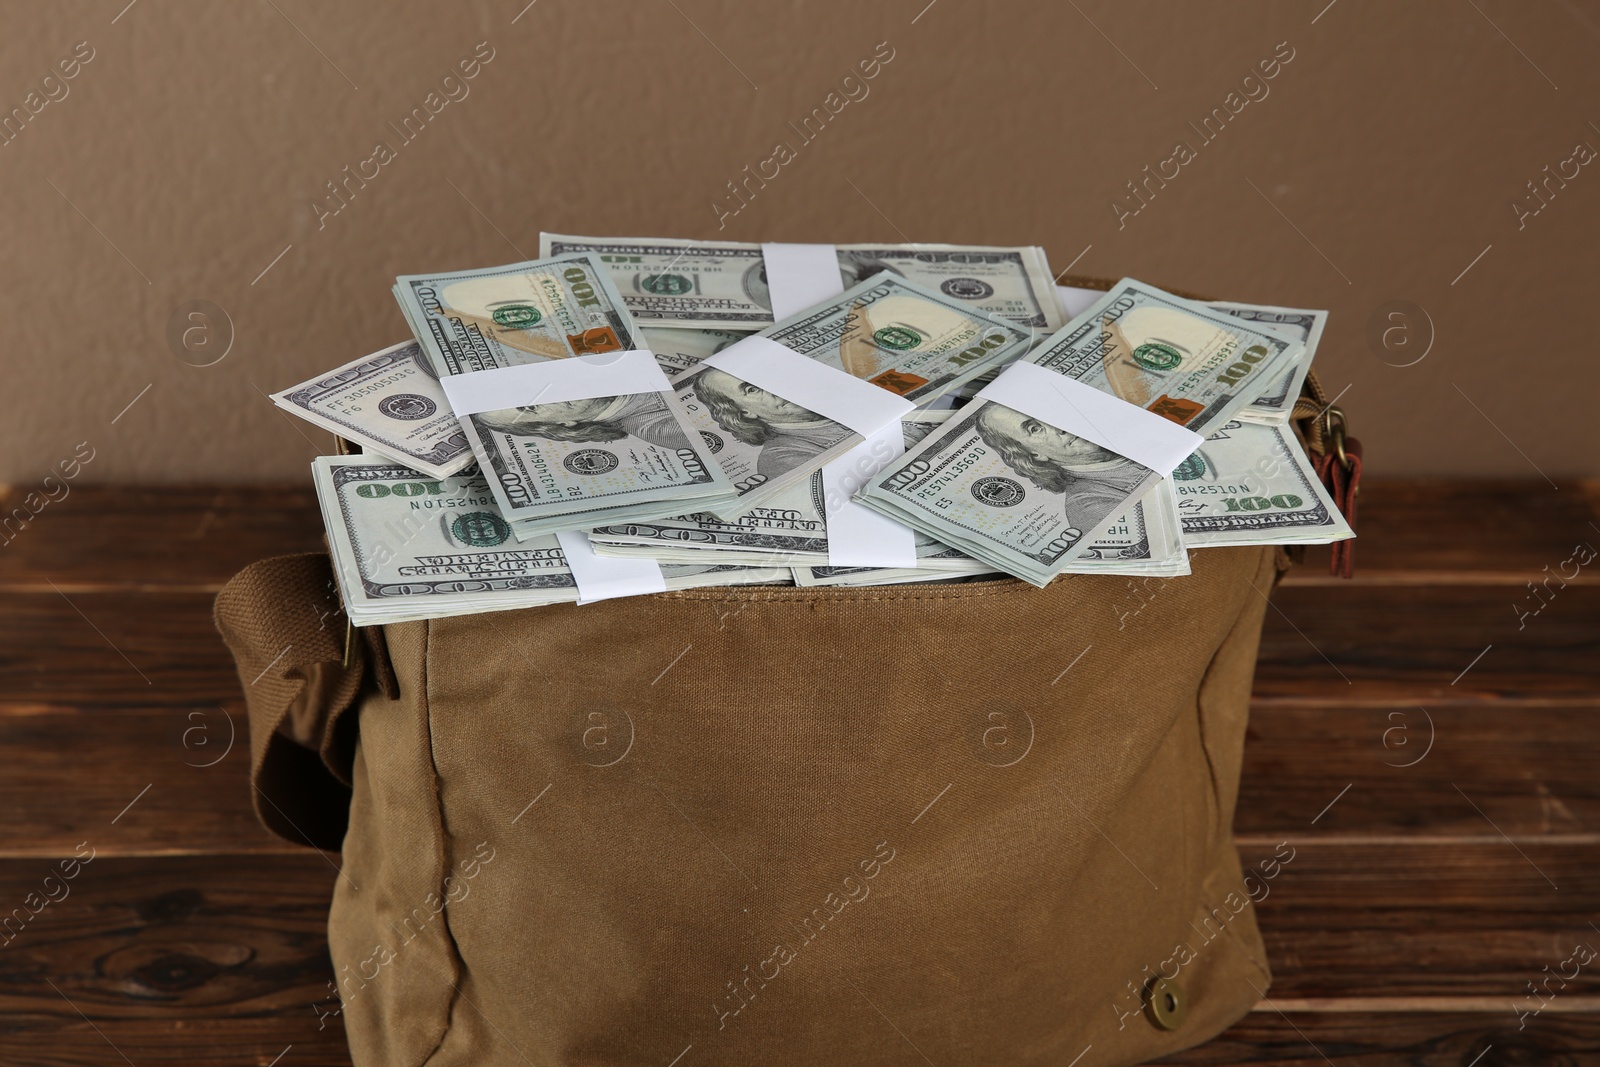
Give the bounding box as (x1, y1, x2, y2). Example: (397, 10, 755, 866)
(475, 394, 688, 448)
(974, 403, 1152, 532)
(690, 367, 842, 479)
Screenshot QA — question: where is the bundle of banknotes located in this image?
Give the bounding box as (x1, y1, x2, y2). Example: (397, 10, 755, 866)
(272, 235, 1352, 625)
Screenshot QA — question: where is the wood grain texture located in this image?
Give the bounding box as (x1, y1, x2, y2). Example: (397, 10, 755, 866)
(1286, 479, 1600, 586)
(0, 856, 343, 1064)
(0, 486, 325, 592)
(1238, 704, 1600, 840)
(1236, 841, 1600, 1001)
(3, 1012, 1597, 1067)
(1152, 1011, 1600, 1064)
(0, 705, 280, 858)
(0, 1023, 350, 1067)
(0, 592, 236, 706)
(1253, 584, 1600, 704)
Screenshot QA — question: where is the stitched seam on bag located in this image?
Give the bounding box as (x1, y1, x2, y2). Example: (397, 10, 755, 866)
(416, 619, 466, 1067)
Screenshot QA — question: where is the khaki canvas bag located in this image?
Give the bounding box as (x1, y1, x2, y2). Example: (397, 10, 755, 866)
(217, 278, 1346, 1066)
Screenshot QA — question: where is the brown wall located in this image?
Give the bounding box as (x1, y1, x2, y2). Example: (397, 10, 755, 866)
(3, 0, 1597, 484)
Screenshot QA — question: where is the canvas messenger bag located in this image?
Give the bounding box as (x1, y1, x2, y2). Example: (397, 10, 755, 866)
(215, 276, 1357, 1066)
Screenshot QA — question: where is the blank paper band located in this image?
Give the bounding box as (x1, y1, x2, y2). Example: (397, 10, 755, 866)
(761, 243, 845, 321)
(441, 351, 670, 417)
(823, 422, 917, 568)
(554, 530, 666, 604)
(974, 361, 1202, 475)
(702, 335, 913, 438)
(1055, 285, 1106, 322)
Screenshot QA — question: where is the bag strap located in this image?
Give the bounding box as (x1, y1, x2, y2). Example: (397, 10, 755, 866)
(213, 552, 397, 850)
(1291, 368, 1363, 577)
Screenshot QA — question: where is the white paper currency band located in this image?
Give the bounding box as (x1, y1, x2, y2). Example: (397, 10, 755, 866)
(554, 530, 666, 604)
(440, 350, 670, 417)
(1055, 285, 1106, 323)
(824, 423, 917, 568)
(702, 335, 914, 438)
(975, 362, 1203, 475)
(761, 243, 845, 321)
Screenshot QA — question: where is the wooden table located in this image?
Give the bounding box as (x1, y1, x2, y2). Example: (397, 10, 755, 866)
(1, 482, 1596, 1065)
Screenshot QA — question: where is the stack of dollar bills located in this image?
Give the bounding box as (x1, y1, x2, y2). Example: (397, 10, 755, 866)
(271, 235, 1352, 623)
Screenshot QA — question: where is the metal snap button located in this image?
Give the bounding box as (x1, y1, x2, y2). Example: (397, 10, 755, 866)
(1145, 977, 1187, 1031)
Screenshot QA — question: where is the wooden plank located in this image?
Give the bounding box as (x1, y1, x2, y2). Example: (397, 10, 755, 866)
(0, 705, 285, 858)
(0, 855, 344, 1065)
(1284, 478, 1600, 586)
(0, 579, 1592, 707)
(1236, 841, 1600, 1001)
(1236, 704, 1600, 840)
(5, 1011, 1598, 1067)
(0, 486, 324, 593)
(1254, 584, 1600, 704)
(1152, 1011, 1600, 1064)
(0, 1017, 350, 1067)
(0, 592, 238, 706)
(3, 1014, 1595, 1067)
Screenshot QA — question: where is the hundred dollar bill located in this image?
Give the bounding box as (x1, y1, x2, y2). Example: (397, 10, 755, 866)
(640, 326, 752, 379)
(1026, 278, 1306, 436)
(797, 478, 1190, 586)
(792, 563, 1000, 587)
(671, 273, 1037, 516)
(589, 412, 959, 567)
(855, 383, 1174, 586)
(270, 341, 473, 479)
(1208, 302, 1327, 424)
(313, 456, 786, 625)
(392, 253, 736, 537)
(599, 489, 1187, 572)
(1037, 287, 1325, 424)
(1172, 421, 1353, 546)
(587, 477, 828, 565)
(594, 439, 1186, 582)
(540, 233, 1063, 331)
(601, 399, 1188, 592)
(1073, 481, 1190, 573)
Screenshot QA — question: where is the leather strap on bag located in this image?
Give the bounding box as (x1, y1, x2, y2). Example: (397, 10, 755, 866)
(213, 552, 397, 850)
(1292, 368, 1362, 577)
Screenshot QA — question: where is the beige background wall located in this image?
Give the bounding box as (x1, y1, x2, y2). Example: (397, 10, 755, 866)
(2, 0, 1597, 484)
